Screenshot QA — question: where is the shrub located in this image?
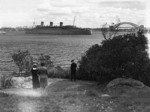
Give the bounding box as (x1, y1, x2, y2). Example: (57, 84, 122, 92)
(38, 54, 53, 69)
(0, 75, 13, 89)
(11, 50, 33, 76)
(47, 66, 70, 79)
(78, 32, 150, 85)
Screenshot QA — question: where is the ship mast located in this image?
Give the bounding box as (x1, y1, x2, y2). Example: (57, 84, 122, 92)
(33, 18, 35, 28)
(73, 16, 76, 26)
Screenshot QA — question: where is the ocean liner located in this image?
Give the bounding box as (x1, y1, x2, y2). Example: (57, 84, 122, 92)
(25, 21, 92, 35)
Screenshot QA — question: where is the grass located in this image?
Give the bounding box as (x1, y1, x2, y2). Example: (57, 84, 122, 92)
(0, 79, 150, 112)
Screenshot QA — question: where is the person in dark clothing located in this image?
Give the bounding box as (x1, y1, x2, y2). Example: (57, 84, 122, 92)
(31, 64, 40, 89)
(70, 60, 77, 81)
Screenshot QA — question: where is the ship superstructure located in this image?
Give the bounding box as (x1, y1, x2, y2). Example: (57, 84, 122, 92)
(25, 21, 92, 35)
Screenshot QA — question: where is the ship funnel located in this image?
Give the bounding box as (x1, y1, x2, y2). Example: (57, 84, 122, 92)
(41, 21, 44, 26)
(60, 22, 63, 27)
(50, 22, 53, 26)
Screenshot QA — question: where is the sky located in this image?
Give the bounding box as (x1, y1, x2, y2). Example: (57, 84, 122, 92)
(0, 0, 149, 28)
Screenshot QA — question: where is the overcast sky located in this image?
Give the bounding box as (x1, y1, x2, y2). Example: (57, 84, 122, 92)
(0, 0, 149, 28)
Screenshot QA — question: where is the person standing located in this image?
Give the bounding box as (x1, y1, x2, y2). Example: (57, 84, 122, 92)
(31, 64, 40, 89)
(38, 63, 48, 88)
(70, 60, 77, 81)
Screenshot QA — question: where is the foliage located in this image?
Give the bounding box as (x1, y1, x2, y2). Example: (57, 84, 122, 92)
(0, 75, 13, 89)
(38, 54, 53, 69)
(78, 32, 150, 85)
(48, 66, 70, 79)
(38, 54, 69, 79)
(12, 50, 33, 76)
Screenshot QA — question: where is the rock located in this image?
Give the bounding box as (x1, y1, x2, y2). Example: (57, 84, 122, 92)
(24, 76, 32, 82)
(11, 76, 32, 88)
(107, 78, 145, 88)
(142, 106, 150, 112)
(101, 94, 109, 97)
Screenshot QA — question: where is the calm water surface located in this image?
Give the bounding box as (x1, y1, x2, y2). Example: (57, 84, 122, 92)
(0, 31, 103, 74)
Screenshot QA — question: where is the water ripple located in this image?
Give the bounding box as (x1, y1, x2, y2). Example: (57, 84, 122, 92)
(0, 31, 103, 74)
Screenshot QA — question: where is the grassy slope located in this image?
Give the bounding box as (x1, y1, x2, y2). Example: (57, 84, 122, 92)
(0, 79, 150, 112)
(47, 80, 150, 112)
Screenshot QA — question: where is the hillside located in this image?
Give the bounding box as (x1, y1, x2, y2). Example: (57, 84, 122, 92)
(0, 78, 150, 112)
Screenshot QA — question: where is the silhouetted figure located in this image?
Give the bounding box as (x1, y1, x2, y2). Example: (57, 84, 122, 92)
(31, 64, 40, 89)
(70, 60, 77, 81)
(38, 63, 48, 88)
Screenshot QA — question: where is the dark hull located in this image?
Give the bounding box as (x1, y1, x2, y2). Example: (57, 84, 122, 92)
(25, 27, 92, 35)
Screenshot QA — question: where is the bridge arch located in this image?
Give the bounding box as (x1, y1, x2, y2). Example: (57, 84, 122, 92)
(113, 22, 140, 29)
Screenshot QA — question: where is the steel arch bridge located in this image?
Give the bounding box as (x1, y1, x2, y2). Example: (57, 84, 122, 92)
(113, 22, 140, 29)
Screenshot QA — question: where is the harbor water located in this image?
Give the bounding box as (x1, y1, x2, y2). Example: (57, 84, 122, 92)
(0, 31, 103, 75)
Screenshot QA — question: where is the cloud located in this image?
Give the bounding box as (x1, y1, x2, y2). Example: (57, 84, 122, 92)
(0, 0, 148, 28)
(35, 0, 146, 28)
(0, 9, 36, 27)
(37, 0, 74, 16)
(38, 7, 72, 16)
(37, 0, 92, 16)
(145, 0, 150, 27)
(99, 1, 146, 10)
(50, 0, 82, 7)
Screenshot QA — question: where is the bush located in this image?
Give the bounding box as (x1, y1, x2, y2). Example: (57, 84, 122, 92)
(78, 32, 150, 85)
(11, 50, 33, 76)
(0, 75, 13, 89)
(47, 66, 70, 79)
(38, 54, 53, 69)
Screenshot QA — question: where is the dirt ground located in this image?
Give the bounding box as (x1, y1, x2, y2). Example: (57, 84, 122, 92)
(0, 79, 150, 112)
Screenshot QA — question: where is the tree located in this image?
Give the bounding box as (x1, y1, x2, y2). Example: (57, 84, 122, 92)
(12, 50, 33, 76)
(78, 32, 150, 85)
(38, 54, 53, 69)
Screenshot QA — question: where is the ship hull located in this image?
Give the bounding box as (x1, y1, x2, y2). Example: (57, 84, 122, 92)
(25, 28, 92, 35)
